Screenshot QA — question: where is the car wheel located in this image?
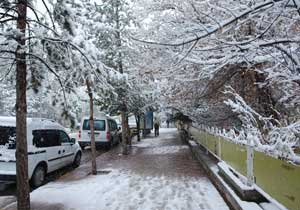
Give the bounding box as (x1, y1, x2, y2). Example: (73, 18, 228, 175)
(73, 152, 81, 168)
(31, 165, 46, 188)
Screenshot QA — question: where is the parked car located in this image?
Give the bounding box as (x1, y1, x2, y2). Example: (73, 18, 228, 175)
(128, 115, 138, 136)
(0, 116, 82, 187)
(111, 115, 138, 141)
(78, 115, 120, 150)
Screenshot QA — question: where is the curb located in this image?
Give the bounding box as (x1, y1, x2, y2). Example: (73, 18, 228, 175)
(186, 139, 274, 210)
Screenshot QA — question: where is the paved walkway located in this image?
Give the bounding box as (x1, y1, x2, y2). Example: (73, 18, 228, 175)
(3, 128, 229, 210)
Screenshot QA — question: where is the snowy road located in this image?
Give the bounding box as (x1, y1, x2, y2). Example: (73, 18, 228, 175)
(3, 128, 230, 210)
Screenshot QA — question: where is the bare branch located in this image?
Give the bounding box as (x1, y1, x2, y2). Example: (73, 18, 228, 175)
(41, 0, 56, 30)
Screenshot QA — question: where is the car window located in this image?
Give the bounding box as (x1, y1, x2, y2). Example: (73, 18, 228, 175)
(108, 120, 117, 131)
(108, 120, 112, 131)
(113, 121, 117, 130)
(0, 126, 16, 149)
(59, 131, 70, 143)
(82, 119, 105, 131)
(33, 130, 60, 148)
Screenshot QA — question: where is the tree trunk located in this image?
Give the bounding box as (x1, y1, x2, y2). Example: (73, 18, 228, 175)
(125, 115, 131, 146)
(115, 0, 128, 155)
(86, 79, 97, 175)
(15, 1, 30, 210)
(115, 0, 123, 74)
(121, 109, 128, 155)
(136, 115, 141, 142)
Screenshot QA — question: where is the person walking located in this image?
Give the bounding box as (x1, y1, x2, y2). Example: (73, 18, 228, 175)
(154, 122, 160, 137)
(166, 120, 170, 128)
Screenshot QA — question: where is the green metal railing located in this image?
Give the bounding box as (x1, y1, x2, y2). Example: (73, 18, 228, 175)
(190, 127, 300, 210)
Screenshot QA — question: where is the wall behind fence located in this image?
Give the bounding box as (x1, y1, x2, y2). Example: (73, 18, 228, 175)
(190, 127, 300, 210)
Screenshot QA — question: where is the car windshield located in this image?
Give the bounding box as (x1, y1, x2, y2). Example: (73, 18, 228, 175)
(82, 120, 105, 131)
(0, 126, 16, 149)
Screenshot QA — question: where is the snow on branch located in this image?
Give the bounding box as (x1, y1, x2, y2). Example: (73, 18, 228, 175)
(217, 86, 300, 163)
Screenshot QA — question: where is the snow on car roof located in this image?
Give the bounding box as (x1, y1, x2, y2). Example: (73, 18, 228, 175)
(0, 116, 63, 129)
(0, 116, 17, 127)
(81, 114, 117, 121)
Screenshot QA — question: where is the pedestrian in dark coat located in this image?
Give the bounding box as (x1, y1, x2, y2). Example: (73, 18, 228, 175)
(154, 122, 159, 136)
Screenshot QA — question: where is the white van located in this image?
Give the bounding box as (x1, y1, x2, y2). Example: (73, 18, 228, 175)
(78, 115, 120, 149)
(0, 117, 82, 187)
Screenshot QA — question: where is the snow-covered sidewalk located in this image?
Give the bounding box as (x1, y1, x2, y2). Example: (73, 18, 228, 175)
(4, 128, 229, 210)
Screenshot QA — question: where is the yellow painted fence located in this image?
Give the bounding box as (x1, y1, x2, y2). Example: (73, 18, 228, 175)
(190, 127, 300, 210)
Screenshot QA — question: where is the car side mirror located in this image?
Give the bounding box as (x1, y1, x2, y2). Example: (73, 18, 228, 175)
(70, 138, 76, 144)
(118, 127, 121, 131)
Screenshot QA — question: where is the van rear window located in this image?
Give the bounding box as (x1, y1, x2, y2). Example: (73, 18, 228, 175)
(0, 126, 16, 149)
(82, 120, 105, 131)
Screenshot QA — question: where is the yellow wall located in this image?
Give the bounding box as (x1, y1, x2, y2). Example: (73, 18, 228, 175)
(190, 127, 300, 210)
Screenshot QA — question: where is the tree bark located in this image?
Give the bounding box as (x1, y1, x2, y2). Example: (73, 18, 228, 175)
(136, 115, 141, 142)
(15, 1, 30, 210)
(121, 109, 128, 155)
(115, 0, 129, 155)
(115, 0, 123, 74)
(86, 79, 97, 175)
(125, 115, 131, 146)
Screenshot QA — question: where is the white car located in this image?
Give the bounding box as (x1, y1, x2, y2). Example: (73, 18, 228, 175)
(78, 115, 120, 149)
(0, 116, 82, 187)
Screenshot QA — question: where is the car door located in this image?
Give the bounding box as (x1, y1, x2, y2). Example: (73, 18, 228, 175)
(33, 130, 62, 172)
(59, 130, 74, 165)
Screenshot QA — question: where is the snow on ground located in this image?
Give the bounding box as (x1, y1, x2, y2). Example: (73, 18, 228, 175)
(27, 169, 229, 210)
(2, 128, 230, 210)
(134, 128, 178, 148)
(0, 196, 16, 209)
(143, 145, 190, 155)
(23, 128, 229, 210)
(158, 128, 178, 133)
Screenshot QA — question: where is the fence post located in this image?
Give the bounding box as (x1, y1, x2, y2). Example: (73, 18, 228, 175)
(246, 143, 254, 186)
(217, 136, 222, 158)
(206, 133, 209, 155)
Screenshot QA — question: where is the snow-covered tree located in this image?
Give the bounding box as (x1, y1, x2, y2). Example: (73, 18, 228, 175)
(0, 0, 121, 206)
(131, 0, 300, 160)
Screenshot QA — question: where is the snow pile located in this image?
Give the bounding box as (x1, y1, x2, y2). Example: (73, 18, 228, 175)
(189, 140, 198, 147)
(29, 169, 229, 210)
(218, 162, 254, 190)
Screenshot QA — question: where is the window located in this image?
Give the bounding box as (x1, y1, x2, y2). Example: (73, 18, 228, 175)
(82, 120, 105, 131)
(0, 126, 16, 149)
(33, 130, 60, 148)
(59, 131, 70, 143)
(109, 120, 117, 131)
(108, 120, 113, 131)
